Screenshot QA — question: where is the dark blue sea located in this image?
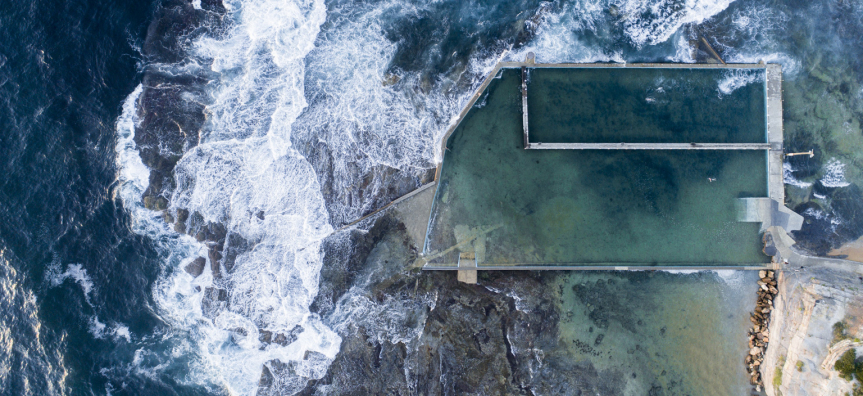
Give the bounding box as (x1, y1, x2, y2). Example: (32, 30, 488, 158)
(1, 0, 862, 394)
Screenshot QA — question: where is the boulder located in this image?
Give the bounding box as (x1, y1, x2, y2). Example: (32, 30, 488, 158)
(184, 257, 206, 277)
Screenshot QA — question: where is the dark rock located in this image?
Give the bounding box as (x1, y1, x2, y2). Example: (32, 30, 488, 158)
(174, 208, 189, 233)
(143, 0, 227, 64)
(572, 276, 648, 332)
(793, 185, 863, 255)
(259, 353, 332, 396)
(222, 232, 251, 273)
(201, 287, 228, 319)
(135, 0, 228, 218)
(136, 70, 210, 207)
(273, 328, 297, 347)
(300, 265, 584, 395)
(291, 130, 436, 228)
(258, 364, 274, 388)
(208, 245, 222, 278)
(259, 330, 273, 344)
(183, 257, 206, 277)
(310, 214, 412, 317)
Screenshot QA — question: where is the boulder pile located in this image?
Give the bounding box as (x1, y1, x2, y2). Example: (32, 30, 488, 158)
(745, 270, 778, 392)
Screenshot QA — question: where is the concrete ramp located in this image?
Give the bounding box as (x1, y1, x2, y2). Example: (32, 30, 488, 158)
(737, 198, 804, 232)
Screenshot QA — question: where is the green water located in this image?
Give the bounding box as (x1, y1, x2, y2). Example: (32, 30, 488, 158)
(426, 68, 770, 266)
(527, 67, 767, 144)
(551, 271, 758, 395)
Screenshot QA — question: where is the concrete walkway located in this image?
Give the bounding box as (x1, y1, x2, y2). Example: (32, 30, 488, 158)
(767, 226, 863, 274)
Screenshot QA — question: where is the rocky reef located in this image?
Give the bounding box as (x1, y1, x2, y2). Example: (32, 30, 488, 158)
(289, 208, 626, 395)
(135, 0, 226, 213)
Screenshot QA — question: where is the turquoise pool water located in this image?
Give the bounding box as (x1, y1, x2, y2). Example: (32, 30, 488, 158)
(425, 68, 770, 267)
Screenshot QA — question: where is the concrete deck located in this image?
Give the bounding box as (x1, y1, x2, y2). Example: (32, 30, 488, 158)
(766, 64, 785, 203)
(737, 197, 804, 233)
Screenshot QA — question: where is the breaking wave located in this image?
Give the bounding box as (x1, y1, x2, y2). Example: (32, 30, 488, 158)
(614, 0, 736, 47)
(46, 263, 94, 304)
(802, 207, 842, 233)
(116, 0, 344, 390)
(717, 68, 761, 95)
(820, 158, 851, 188)
(783, 162, 813, 188)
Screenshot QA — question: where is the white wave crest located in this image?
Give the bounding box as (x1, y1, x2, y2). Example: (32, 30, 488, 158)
(614, 0, 735, 47)
(46, 263, 94, 304)
(725, 52, 801, 77)
(783, 162, 813, 188)
(802, 207, 841, 233)
(820, 158, 850, 188)
(89, 317, 131, 342)
(717, 69, 760, 95)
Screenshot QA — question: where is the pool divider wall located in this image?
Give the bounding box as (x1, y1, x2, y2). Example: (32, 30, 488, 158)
(527, 143, 771, 150)
(522, 66, 529, 149)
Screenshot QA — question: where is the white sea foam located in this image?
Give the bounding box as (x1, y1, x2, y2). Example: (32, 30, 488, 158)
(662, 269, 701, 274)
(783, 162, 813, 188)
(88, 317, 132, 342)
(820, 158, 850, 188)
(511, 2, 620, 65)
(46, 263, 94, 304)
(717, 69, 760, 95)
(328, 289, 429, 347)
(513, 0, 734, 63)
(117, 82, 342, 394)
(716, 6, 803, 77)
(614, 0, 735, 47)
(802, 207, 841, 232)
(668, 33, 696, 63)
(726, 52, 801, 77)
(730, 5, 789, 39)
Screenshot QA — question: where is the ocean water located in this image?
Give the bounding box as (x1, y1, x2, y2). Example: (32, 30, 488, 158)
(2, 0, 863, 394)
